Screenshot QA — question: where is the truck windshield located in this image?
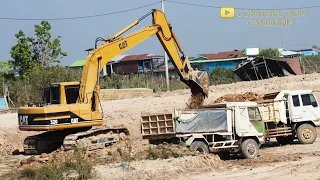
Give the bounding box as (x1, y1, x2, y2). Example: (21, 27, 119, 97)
(301, 94, 318, 107)
(248, 107, 262, 121)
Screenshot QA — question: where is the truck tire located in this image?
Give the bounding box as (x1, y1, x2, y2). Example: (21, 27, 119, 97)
(276, 135, 294, 145)
(190, 141, 209, 154)
(297, 124, 317, 144)
(240, 139, 259, 159)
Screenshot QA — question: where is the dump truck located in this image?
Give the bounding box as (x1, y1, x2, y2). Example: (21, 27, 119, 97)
(141, 102, 265, 159)
(258, 89, 320, 145)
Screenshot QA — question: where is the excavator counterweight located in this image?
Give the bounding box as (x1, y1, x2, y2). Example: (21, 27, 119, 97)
(18, 9, 209, 154)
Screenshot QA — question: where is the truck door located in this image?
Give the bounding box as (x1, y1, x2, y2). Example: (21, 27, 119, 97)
(300, 93, 320, 121)
(288, 94, 303, 121)
(236, 106, 264, 136)
(247, 107, 265, 134)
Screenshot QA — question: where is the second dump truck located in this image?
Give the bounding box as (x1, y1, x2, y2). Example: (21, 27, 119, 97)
(141, 89, 320, 159)
(259, 89, 320, 145)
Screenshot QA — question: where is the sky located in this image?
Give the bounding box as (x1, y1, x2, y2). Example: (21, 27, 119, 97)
(0, 0, 319, 66)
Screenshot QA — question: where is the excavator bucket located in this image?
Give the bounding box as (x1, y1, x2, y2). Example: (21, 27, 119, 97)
(185, 70, 209, 98)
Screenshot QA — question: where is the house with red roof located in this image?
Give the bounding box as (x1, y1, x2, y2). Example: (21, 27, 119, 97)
(116, 53, 164, 74)
(190, 50, 247, 71)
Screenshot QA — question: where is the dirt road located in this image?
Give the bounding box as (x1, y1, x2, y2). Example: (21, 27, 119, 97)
(185, 156, 320, 180)
(1, 73, 320, 179)
(93, 139, 320, 180)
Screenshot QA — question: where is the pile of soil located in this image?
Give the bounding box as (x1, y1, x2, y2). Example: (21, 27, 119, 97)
(212, 92, 262, 104)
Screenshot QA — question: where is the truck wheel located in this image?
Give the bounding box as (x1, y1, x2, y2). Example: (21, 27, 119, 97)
(297, 124, 317, 144)
(240, 139, 259, 159)
(276, 135, 294, 145)
(190, 141, 209, 154)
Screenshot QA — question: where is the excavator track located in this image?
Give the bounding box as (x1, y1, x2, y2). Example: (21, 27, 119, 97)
(23, 130, 72, 155)
(23, 127, 130, 155)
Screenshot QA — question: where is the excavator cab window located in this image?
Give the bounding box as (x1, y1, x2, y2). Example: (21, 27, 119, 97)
(50, 85, 60, 104)
(43, 88, 50, 104)
(65, 85, 80, 104)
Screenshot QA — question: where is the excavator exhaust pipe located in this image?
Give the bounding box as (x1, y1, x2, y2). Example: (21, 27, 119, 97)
(183, 70, 209, 98)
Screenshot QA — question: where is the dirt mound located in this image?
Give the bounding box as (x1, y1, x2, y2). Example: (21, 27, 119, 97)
(94, 137, 195, 164)
(0, 128, 38, 156)
(212, 92, 262, 104)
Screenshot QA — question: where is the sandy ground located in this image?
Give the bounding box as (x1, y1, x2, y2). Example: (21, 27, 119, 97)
(2, 73, 320, 179)
(94, 140, 320, 180)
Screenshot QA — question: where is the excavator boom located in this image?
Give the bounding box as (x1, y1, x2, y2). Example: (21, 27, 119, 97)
(78, 9, 209, 109)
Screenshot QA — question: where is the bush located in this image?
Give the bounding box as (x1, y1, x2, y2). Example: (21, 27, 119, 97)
(208, 67, 240, 85)
(3, 150, 93, 180)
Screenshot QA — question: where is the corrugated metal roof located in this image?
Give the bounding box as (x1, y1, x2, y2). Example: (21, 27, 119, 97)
(190, 57, 247, 63)
(120, 53, 163, 62)
(278, 48, 301, 56)
(158, 62, 175, 71)
(108, 54, 128, 64)
(69, 59, 85, 67)
(199, 50, 245, 60)
(279, 58, 302, 75)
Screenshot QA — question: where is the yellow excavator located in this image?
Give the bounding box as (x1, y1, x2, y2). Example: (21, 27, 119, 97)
(18, 9, 209, 154)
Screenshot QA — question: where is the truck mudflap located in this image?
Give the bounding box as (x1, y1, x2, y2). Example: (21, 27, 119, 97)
(257, 136, 266, 145)
(185, 134, 207, 146)
(311, 119, 320, 126)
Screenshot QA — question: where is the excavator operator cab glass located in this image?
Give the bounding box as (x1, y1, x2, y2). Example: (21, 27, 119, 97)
(44, 88, 50, 104)
(50, 86, 60, 104)
(65, 85, 80, 104)
(43, 84, 60, 105)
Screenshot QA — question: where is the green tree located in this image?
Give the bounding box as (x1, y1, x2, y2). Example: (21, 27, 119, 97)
(209, 67, 240, 85)
(0, 62, 9, 75)
(9, 21, 67, 79)
(258, 48, 280, 59)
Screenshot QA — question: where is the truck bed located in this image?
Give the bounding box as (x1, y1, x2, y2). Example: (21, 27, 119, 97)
(257, 99, 287, 124)
(141, 113, 175, 139)
(141, 108, 229, 139)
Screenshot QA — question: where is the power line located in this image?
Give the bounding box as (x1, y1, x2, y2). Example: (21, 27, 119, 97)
(166, 0, 320, 10)
(0, 1, 160, 21)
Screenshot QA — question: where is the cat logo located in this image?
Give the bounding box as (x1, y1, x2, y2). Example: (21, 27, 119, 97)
(19, 115, 28, 125)
(119, 40, 128, 50)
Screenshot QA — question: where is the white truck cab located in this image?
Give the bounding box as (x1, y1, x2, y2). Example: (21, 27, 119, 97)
(260, 89, 320, 145)
(285, 90, 320, 126)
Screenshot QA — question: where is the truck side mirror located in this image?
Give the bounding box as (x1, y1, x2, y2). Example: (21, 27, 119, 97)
(312, 101, 318, 107)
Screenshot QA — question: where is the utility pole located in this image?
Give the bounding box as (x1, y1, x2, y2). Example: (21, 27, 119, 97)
(161, 0, 170, 90)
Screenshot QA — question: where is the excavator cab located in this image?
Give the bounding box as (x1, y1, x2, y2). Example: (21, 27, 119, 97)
(43, 82, 80, 105)
(25, 82, 80, 107)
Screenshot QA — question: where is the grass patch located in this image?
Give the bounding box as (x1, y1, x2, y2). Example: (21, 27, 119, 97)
(2, 150, 94, 180)
(18, 165, 63, 180)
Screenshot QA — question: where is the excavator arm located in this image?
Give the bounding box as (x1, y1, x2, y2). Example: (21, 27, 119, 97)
(78, 9, 209, 110)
